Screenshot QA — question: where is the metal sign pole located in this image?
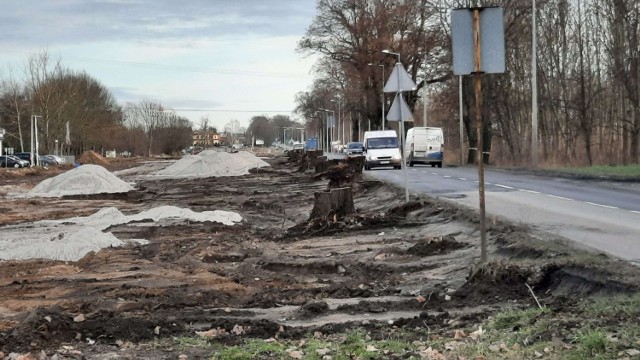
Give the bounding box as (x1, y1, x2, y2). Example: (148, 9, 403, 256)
(400, 93, 409, 203)
(473, 8, 487, 263)
(459, 75, 465, 165)
(394, 60, 410, 203)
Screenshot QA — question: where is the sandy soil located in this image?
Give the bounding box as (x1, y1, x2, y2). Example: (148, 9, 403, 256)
(0, 152, 639, 358)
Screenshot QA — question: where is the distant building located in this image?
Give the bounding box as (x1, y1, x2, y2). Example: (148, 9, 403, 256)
(192, 130, 225, 147)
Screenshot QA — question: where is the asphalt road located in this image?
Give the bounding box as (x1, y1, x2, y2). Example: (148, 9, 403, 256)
(364, 163, 640, 263)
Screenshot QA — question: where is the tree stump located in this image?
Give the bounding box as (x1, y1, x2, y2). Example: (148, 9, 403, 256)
(309, 187, 354, 219)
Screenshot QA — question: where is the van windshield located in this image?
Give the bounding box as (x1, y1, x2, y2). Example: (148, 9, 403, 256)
(367, 137, 398, 149)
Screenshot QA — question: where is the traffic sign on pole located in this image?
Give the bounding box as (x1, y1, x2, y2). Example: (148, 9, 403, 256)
(383, 63, 416, 93)
(451, 7, 505, 75)
(386, 93, 414, 122)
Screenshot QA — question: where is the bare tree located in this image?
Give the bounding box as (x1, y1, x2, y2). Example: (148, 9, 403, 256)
(0, 71, 28, 152)
(123, 100, 167, 156)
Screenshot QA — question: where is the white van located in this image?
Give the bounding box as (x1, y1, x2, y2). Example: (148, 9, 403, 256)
(405, 127, 444, 167)
(362, 130, 402, 170)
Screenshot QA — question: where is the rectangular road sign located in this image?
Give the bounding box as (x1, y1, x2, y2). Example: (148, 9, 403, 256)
(451, 7, 505, 75)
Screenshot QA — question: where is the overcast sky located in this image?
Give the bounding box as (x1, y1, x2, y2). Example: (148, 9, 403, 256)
(0, 0, 318, 131)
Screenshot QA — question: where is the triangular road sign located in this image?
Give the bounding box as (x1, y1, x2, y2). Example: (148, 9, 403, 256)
(386, 93, 414, 122)
(384, 63, 416, 93)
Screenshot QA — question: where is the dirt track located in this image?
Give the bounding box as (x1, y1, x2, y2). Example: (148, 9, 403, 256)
(1, 152, 639, 358)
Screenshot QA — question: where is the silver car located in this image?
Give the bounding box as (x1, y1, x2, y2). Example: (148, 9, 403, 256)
(344, 142, 364, 155)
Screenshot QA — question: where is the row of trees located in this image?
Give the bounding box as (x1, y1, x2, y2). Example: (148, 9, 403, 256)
(0, 52, 192, 157)
(246, 115, 304, 146)
(296, 0, 640, 166)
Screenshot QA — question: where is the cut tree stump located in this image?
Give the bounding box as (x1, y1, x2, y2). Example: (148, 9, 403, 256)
(309, 187, 354, 219)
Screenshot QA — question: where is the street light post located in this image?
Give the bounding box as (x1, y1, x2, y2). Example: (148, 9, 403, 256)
(320, 108, 334, 154)
(331, 99, 342, 151)
(30, 115, 42, 167)
(422, 53, 429, 128)
(531, 0, 538, 167)
(382, 49, 410, 203)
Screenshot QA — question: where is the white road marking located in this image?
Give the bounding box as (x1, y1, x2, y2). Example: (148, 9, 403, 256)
(630, 210, 640, 215)
(547, 194, 574, 201)
(519, 189, 540, 194)
(458, 177, 467, 181)
(431, 173, 438, 175)
(585, 202, 619, 210)
(495, 184, 514, 190)
(443, 175, 451, 178)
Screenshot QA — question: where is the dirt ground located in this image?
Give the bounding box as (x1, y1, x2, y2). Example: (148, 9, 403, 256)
(1, 151, 639, 359)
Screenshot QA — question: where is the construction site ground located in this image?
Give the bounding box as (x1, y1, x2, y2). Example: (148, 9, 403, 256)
(1, 151, 640, 359)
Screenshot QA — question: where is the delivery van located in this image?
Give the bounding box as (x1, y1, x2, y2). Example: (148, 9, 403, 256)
(405, 127, 444, 167)
(362, 130, 402, 170)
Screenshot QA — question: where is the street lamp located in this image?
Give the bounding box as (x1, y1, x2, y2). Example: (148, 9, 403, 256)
(30, 115, 42, 167)
(331, 99, 342, 151)
(382, 49, 400, 63)
(368, 63, 386, 130)
(319, 108, 334, 154)
(296, 128, 305, 144)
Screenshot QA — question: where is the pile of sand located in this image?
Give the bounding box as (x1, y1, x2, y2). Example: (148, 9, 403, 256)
(0, 206, 243, 261)
(27, 164, 134, 198)
(153, 150, 270, 178)
(77, 150, 110, 166)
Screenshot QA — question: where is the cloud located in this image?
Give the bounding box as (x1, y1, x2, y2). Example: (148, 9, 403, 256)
(0, 1, 318, 129)
(0, 0, 316, 47)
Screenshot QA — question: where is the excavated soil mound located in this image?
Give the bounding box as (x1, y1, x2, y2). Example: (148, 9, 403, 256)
(534, 263, 637, 297)
(77, 150, 110, 166)
(407, 234, 468, 256)
(454, 263, 533, 302)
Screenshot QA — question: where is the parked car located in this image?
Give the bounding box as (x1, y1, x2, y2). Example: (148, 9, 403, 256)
(344, 142, 364, 155)
(0, 155, 27, 168)
(38, 156, 57, 166)
(13, 156, 29, 167)
(13, 152, 33, 165)
(40, 155, 65, 165)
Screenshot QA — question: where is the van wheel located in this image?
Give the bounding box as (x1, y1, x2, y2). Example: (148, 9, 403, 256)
(394, 166, 401, 170)
(364, 165, 370, 171)
(437, 162, 443, 168)
(431, 163, 436, 167)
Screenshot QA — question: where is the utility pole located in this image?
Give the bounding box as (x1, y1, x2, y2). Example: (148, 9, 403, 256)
(531, 0, 538, 167)
(423, 53, 428, 128)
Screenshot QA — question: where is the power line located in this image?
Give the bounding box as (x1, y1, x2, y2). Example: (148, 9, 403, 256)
(0, 48, 312, 79)
(172, 108, 295, 113)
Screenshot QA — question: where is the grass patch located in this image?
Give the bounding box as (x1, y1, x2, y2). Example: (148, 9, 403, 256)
(211, 339, 288, 360)
(490, 307, 549, 330)
(582, 293, 640, 317)
(573, 328, 609, 356)
(168, 294, 640, 360)
(553, 164, 640, 178)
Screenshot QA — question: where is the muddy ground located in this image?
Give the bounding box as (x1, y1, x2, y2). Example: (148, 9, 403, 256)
(0, 152, 639, 359)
